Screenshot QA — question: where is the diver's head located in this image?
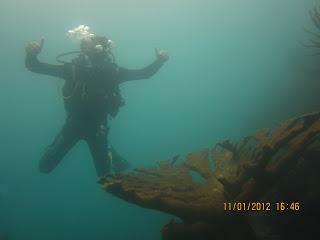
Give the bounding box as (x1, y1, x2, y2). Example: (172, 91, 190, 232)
(80, 35, 112, 61)
(67, 25, 115, 63)
(80, 35, 113, 60)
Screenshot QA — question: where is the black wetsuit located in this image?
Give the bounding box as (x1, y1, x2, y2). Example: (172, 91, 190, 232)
(25, 53, 165, 177)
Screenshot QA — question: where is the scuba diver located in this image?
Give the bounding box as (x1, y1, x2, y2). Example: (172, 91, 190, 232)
(25, 25, 169, 177)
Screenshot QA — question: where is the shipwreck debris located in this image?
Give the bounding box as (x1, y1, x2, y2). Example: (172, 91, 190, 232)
(100, 112, 320, 239)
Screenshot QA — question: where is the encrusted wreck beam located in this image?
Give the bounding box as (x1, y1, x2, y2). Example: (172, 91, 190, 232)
(100, 149, 225, 222)
(99, 112, 320, 223)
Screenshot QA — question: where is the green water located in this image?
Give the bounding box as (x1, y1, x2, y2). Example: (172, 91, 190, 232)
(0, 0, 319, 239)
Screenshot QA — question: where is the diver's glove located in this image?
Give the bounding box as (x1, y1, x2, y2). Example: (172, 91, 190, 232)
(155, 48, 169, 63)
(25, 38, 44, 56)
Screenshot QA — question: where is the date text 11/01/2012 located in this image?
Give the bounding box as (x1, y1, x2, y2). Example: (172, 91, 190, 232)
(223, 202, 300, 212)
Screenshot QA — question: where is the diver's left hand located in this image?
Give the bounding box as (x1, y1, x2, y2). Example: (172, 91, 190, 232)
(155, 48, 169, 62)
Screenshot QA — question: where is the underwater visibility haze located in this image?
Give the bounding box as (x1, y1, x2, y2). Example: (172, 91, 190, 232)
(0, 0, 320, 239)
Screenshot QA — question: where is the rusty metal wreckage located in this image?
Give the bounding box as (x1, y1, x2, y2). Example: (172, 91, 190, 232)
(99, 112, 320, 240)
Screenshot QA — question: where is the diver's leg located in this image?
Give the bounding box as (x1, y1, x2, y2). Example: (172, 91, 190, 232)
(109, 145, 131, 173)
(86, 125, 111, 177)
(39, 120, 79, 173)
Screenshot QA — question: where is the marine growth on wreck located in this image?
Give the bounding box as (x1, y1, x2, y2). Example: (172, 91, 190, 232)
(100, 112, 320, 240)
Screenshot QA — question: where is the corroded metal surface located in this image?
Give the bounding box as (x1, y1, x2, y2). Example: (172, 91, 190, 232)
(99, 112, 320, 225)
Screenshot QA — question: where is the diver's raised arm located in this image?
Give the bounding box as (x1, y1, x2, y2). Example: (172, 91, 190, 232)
(118, 48, 169, 83)
(25, 38, 65, 78)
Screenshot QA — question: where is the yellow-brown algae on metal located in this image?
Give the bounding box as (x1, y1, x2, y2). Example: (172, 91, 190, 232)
(99, 112, 320, 232)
